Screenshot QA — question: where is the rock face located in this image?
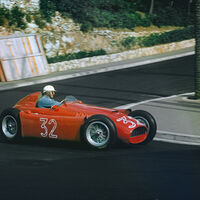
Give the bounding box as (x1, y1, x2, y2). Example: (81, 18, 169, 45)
(49, 39, 195, 73)
(0, 1, 184, 59)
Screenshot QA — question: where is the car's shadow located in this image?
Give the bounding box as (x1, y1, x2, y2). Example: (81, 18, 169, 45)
(0, 136, 142, 152)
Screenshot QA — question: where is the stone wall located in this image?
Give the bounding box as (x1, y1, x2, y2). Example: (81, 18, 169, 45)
(49, 39, 195, 73)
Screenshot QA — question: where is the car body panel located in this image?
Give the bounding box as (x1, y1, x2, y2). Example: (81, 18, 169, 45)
(14, 92, 148, 144)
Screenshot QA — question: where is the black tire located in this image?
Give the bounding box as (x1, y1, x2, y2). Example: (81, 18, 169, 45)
(81, 115, 117, 150)
(0, 108, 21, 142)
(128, 110, 157, 145)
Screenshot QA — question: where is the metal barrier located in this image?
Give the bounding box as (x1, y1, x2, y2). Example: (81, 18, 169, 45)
(0, 34, 49, 82)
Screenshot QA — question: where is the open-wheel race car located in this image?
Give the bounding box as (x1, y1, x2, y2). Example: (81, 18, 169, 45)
(0, 92, 157, 150)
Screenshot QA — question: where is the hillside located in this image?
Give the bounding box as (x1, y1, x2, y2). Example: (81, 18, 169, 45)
(0, 0, 194, 61)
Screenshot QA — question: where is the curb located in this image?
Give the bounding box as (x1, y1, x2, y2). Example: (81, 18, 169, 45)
(155, 130, 200, 146)
(117, 92, 200, 146)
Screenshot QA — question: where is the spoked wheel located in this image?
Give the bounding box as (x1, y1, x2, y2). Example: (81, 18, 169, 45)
(81, 115, 117, 150)
(0, 108, 21, 142)
(128, 110, 157, 145)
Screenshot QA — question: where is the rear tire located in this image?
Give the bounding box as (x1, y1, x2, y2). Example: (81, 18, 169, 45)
(81, 115, 117, 150)
(128, 110, 157, 145)
(0, 108, 21, 142)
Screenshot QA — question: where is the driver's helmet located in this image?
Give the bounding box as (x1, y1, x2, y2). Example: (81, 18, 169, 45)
(43, 85, 56, 94)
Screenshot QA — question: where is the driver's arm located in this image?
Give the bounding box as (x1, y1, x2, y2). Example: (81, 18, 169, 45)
(38, 96, 60, 108)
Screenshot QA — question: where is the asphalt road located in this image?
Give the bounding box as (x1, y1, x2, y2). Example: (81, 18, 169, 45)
(0, 55, 195, 110)
(0, 140, 199, 200)
(0, 55, 199, 200)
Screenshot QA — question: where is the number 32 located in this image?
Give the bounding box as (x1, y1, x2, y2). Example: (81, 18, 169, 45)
(40, 118, 58, 139)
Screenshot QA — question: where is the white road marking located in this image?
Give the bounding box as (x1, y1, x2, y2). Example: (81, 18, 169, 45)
(115, 92, 194, 109)
(154, 138, 200, 146)
(157, 130, 200, 138)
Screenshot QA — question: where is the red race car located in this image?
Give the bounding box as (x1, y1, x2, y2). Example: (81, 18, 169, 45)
(0, 92, 157, 149)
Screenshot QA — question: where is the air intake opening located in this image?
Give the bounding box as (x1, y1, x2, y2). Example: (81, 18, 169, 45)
(131, 127, 147, 137)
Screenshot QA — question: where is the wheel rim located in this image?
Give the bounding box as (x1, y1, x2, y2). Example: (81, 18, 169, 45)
(86, 121, 110, 147)
(2, 115, 18, 139)
(134, 116, 150, 134)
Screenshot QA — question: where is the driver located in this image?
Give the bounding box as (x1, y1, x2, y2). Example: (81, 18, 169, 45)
(37, 85, 60, 108)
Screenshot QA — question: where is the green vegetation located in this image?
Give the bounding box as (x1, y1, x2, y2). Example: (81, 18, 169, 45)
(0, 5, 48, 29)
(0, 1, 195, 65)
(47, 49, 107, 64)
(121, 26, 194, 49)
(121, 36, 136, 49)
(40, 0, 194, 32)
(0, 0, 194, 31)
(9, 6, 26, 29)
(138, 26, 194, 47)
(0, 6, 26, 29)
(33, 14, 46, 29)
(48, 26, 194, 64)
(0, 7, 9, 26)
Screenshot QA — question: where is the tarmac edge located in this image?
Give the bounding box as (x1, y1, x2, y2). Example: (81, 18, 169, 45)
(116, 92, 200, 146)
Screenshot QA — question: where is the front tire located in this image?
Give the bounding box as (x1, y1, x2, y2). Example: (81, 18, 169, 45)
(81, 115, 117, 150)
(0, 108, 21, 142)
(129, 110, 157, 145)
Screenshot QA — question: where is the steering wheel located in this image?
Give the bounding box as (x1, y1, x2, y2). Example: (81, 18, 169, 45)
(57, 96, 78, 108)
(65, 95, 78, 103)
(59, 99, 66, 106)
